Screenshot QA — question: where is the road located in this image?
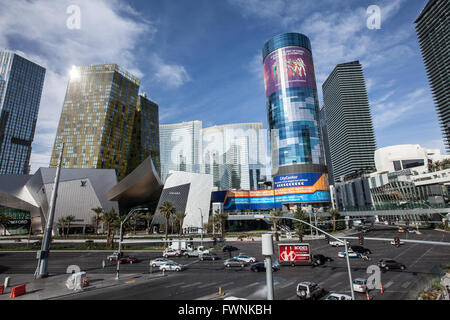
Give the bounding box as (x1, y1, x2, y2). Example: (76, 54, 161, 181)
(1, 226, 449, 300)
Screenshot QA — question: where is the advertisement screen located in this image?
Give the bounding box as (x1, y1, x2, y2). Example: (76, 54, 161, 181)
(264, 46, 316, 98)
(278, 244, 311, 262)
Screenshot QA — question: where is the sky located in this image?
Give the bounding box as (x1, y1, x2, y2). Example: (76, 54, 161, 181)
(0, 0, 445, 173)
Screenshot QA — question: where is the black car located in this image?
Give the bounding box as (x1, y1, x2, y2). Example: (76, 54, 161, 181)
(351, 246, 372, 255)
(250, 262, 280, 272)
(199, 252, 220, 261)
(377, 259, 406, 271)
(312, 254, 333, 265)
(222, 245, 239, 252)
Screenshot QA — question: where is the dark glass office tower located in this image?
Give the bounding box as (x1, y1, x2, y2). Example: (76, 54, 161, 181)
(262, 33, 330, 210)
(322, 61, 376, 183)
(415, 0, 450, 151)
(0, 50, 46, 174)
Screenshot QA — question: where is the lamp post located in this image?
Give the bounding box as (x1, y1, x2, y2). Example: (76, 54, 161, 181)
(262, 234, 274, 300)
(115, 207, 148, 280)
(198, 208, 203, 247)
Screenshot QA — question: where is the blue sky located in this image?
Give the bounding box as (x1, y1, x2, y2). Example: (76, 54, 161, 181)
(0, 0, 444, 172)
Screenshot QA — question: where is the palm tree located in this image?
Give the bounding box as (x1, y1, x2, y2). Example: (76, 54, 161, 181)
(216, 211, 229, 238)
(293, 208, 308, 241)
(91, 207, 103, 234)
(270, 209, 284, 233)
(0, 214, 12, 236)
(56, 217, 66, 237)
(328, 209, 340, 232)
(159, 201, 176, 241)
(142, 211, 154, 235)
(102, 208, 119, 248)
(175, 211, 186, 236)
(65, 215, 76, 238)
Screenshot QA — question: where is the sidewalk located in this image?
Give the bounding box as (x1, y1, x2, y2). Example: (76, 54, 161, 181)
(0, 272, 167, 300)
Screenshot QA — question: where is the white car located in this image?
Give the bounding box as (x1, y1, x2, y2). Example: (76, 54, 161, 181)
(149, 258, 174, 268)
(390, 240, 405, 246)
(163, 249, 182, 258)
(329, 240, 349, 247)
(353, 278, 368, 293)
(325, 293, 353, 300)
(159, 261, 185, 272)
(338, 251, 361, 258)
(234, 255, 256, 263)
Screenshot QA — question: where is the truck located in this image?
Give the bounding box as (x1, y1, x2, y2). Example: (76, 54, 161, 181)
(183, 245, 210, 257)
(169, 239, 194, 251)
(278, 243, 312, 266)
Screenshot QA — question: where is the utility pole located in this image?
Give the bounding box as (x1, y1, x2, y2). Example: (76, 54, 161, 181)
(262, 234, 274, 300)
(35, 143, 64, 279)
(199, 208, 203, 247)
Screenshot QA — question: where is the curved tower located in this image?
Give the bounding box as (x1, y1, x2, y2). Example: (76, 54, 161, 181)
(262, 33, 330, 210)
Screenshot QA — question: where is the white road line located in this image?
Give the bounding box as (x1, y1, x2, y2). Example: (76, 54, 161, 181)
(409, 246, 434, 268)
(279, 280, 296, 289)
(384, 281, 394, 289)
(197, 282, 219, 289)
(166, 282, 185, 288)
(247, 282, 260, 288)
(222, 281, 235, 288)
(401, 281, 411, 289)
(180, 282, 203, 289)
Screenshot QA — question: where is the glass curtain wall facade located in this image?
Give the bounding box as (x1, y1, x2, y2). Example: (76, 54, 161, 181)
(415, 0, 450, 152)
(50, 64, 142, 181)
(201, 123, 267, 190)
(0, 51, 46, 174)
(128, 93, 161, 176)
(263, 33, 330, 209)
(322, 61, 376, 184)
(159, 121, 202, 183)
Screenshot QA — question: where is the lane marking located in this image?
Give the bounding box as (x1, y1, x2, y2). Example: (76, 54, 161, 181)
(166, 282, 185, 288)
(247, 282, 260, 288)
(401, 281, 411, 289)
(180, 281, 203, 289)
(279, 280, 296, 289)
(384, 281, 394, 289)
(197, 282, 219, 289)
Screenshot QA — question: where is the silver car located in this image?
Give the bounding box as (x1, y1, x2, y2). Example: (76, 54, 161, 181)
(149, 258, 174, 268)
(224, 258, 246, 268)
(160, 262, 185, 272)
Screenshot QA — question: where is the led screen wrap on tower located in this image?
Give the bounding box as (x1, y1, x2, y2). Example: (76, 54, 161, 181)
(264, 46, 316, 97)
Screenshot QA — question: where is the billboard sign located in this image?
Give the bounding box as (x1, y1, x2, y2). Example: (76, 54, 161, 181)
(278, 243, 311, 265)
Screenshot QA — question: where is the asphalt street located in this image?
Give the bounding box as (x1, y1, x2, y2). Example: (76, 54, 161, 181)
(1, 226, 449, 300)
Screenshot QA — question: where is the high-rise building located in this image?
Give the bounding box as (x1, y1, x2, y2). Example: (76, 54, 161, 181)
(128, 93, 160, 176)
(319, 106, 334, 185)
(262, 33, 330, 210)
(0, 50, 46, 174)
(201, 123, 267, 190)
(50, 64, 159, 181)
(322, 61, 376, 183)
(159, 121, 202, 183)
(415, 0, 450, 151)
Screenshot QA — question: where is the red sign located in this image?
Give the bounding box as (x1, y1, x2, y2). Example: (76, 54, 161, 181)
(278, 243, 310, 262)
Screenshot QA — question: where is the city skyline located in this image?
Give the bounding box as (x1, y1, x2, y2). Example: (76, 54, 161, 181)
(0, 0, 445, 173)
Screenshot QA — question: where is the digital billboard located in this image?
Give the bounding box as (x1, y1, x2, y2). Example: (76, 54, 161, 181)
(264, 46, 316, 98)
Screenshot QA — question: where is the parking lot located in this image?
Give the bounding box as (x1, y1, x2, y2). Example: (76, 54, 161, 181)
(1, 226, 449, 300)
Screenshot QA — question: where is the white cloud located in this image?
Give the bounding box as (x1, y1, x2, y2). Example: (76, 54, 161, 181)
(151, 55, 192, 89)
(0, 0, 188, 173)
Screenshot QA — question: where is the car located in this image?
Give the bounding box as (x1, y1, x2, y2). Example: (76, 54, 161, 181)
(222, 245, 239, 252)
(119, 256, 137, 264)
(329, 240, 349, 247)
(234, 255, 256, 263)
(184, 250, 200, 258)
(325, 293, 353, 300)
(199, 252, 219, 261)
(159, 261, 185, 272)
(163, 248, 182, 258)
(296, 282, 326, 300)
(390, 239, 405, 246)
(406, 228, 416, 233)
(224, 258, 247, 268)
(350, 246, 372, 255)
(250, 261, 280, 272)
(338, 251, 361, 258)
(312, 254, 333, 265)
(107, 252, 123, 261)
(398, 228, 405, 233)
(353, 278, 368, 293)
(377, 259, 406, 271)
(149, 258, 174, 268)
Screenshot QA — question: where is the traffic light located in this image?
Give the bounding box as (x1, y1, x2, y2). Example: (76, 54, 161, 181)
(394, 237, 400, 247)
(359, 234, 364, 245)
(406, 219, 409, 226)
(325, 234, 329, 242)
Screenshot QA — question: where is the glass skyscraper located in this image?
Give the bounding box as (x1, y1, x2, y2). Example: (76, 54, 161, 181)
(263, 33, 330, 209)
(0, 50, 46, 175)
(201, 123, 267, 190)
(50, 64, 160, 181)
(322, 61, 376, 183)
(415, 0, 449, 152)
(159, 121, 202, 183)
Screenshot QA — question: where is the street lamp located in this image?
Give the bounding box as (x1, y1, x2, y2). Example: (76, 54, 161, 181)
(198, 208, 203, 247)
(115, 207, 148, 280)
